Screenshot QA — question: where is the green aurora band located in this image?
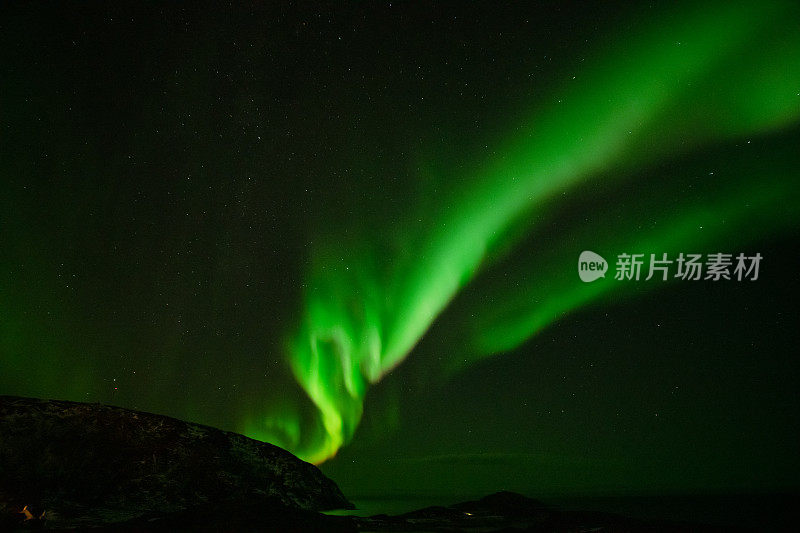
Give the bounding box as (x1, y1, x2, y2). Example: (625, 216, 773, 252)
(242, 1, 800, 463)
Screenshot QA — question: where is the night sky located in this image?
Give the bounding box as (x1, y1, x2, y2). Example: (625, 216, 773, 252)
(2, 1, 799, 501)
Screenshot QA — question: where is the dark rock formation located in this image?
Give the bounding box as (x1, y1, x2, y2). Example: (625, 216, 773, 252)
(0, 396, 760, 531)
(0, 396, 352, 530)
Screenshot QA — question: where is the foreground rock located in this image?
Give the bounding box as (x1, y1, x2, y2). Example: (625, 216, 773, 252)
(0, 396, 351, 530)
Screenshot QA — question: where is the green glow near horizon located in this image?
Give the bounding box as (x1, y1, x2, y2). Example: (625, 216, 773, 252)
(244, 1, 800, 463)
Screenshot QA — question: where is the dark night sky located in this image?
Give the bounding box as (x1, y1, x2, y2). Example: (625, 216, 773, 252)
(1, 1, 799, 501)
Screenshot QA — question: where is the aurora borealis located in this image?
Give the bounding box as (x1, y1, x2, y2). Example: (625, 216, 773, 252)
(266, 1, 800, 463)
(2, 0, 800, 503)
